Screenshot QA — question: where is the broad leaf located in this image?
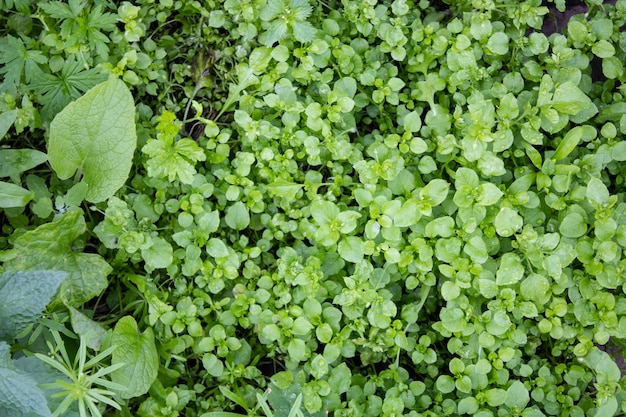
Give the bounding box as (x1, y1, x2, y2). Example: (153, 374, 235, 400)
(0, 181, 34, 208)
(0, 342, 52, 417)
(0, 149, 48, 180)
(111, 316, 159, 399)
(3, 210, 111, 305)
(48, 77, 136, 203)
(225, 201, 250, 230)
(0, 270, 66, 341)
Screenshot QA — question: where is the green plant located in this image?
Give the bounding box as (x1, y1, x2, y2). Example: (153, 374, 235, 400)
(0, 270, 67, 417)
(5, 0, 626, 416)
(35, 330, 125, 417)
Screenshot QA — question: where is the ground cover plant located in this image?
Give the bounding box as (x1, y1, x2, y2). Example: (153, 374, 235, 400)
(3, 0, 626, 415)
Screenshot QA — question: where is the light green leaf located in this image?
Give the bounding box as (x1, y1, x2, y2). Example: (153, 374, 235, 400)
(505, 381, 529, 409)
(477, 183, 503, 206)
(553, 126, 582, 161)
(496, 253, 524, 286)
(0, 270, 66, 341)
(551, 82, 597, 117)
(420, 179, 449, 206)
(0, 181, 34, 208)
(486, 31, 509, 55)
(495, 207, 523, 237)
(111, 316, 158, 399)
(141, 236, 174, 270)
(458, 396, 479, 414)
(48, 77, 137, 203)
(266, 180, 303, 198)
(338, 236, 364, 263)
(559, 212, 587, 238)
(225, 201, 250, 230)
(311, 200, 340, 225)
(67, 306, 107, 351)
(0, 149, 48, 180)
(592, 39, 615, 58)
(207, 238, 230, 258)
(202, 353, 224, 377)
(403, 110, 422, 133)
(4, 210, 111, 305)
(586, 177, 609, 206)
(394, 198, 422, 227)
(0, 110, 17, 141)
(520, 274, 550, 305)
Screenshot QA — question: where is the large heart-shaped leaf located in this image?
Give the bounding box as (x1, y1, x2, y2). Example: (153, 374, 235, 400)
(48, 77, 136, 203)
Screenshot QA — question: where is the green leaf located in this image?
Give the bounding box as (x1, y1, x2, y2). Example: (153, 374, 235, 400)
(420, 179, 449, 206)
(311, 200, 340, 225)
(0, 271, 66, 341)
(0, 181, 34, 208)
(477, 183, 503, 206)
(402, 110, 422, 133)
(486, 31, 509, 55)
(496, 253, 524, 286)
(141, 236, 174, 270)
(586, 177, 609, 206)
(0, 342, 52, 417)
(225, 201, 250, 230)
(486, 310, 511, 336)
(0, 35, 47, 89)
(67, 306, 107, 351)
(338, 236, 364, 263)
(551, 82, 597, 118)
(394, 198, 422, 227)
(48, 77, 137, 203)
(592, 40, 615, 58)
(505, 381, 529, 409)
(0, 110, 16, 142)
(520, 274, 550, 305)
(111, 316, 159, 399)
(495, 207, 523, 237)
(266, 180, 304, 198)
(553, 126, 583, 161)
(0, 149, 47, 180)
(559, 212, 587, 238)
(458, 396, 479, 414)
(4, 210, 111, 305)
(207, 238, 230, 258)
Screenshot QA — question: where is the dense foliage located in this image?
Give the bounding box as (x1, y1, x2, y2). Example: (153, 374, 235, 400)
(3, 0, 626, 416)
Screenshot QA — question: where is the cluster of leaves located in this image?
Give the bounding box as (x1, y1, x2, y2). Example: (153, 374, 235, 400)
(4, 0, 626, 416)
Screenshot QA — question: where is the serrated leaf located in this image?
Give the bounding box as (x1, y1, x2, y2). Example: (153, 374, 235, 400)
(111, 316, 158, 399)
(292, 21, 317, 43)
(0, 271, 66, 341)
(48, 77, 136, 203)
(0, 341, 52, 417)
(3, 210, 111, 305)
